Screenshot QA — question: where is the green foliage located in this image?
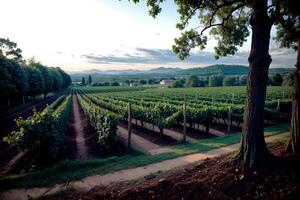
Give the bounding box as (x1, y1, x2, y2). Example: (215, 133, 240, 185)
(208, 75, 223, 87)
(111, 82, 120, 86)
(282, 73, 293, 86)
(75, 85, 292, 130)
(0, 38, 23, 62)
(274, 0, 299, 50)
(129, 1, 250, 60)
(238, 75, 247, 86)
(49, 67, 63, 90)
(0, 38, 71, 110)
(0, 57, 16, 99)
(29, 61, 53, 96)
(3, 96, 72, 159)
(186, 75, 200, 87)
(81, 77, 86, 85)
(88, 75, 92, 85)
(139, 79, 147, 84)
(223, 76, 238, 86)
(23, 66, 45, 98)
(172, 79, 185, 88)
(272, 73, 283, 86)
(77, 95, 118, 151)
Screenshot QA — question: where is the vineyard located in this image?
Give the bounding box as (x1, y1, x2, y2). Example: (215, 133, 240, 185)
(0, 85, 293, 193)
(75, 85, 292, 145)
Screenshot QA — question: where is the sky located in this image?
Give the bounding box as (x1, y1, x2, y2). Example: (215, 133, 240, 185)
(0, 0, 297, 72)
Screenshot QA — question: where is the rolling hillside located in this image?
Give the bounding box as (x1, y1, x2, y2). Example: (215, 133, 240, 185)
(70, 65, 294, 83)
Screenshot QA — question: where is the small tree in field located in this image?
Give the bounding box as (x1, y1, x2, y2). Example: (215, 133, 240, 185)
(81, 77, 86, 85)
(186, 75, 200, 87)
(88, 75, 92, 85)
(129, 0, 284, 166)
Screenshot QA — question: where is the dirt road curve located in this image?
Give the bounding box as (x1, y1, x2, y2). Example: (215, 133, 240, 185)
(0, 134, 286, 200)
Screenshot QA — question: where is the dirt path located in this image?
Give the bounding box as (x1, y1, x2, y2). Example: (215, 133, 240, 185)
(135, 119, 198, 143)
(0, 133, 286, 200)
(71, 95, 89, 160)
(0, 151, 27, 175)
(117, 126, 171, 155)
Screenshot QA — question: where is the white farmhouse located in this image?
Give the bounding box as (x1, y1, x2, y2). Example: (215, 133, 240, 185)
(160, 80, 173, 87)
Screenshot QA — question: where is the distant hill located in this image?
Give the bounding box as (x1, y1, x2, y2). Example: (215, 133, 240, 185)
(149, 67, 182, 74)
(177, 65, 293, 76)
(71, 67, 182, 75)
(177, 64, 249, 76)
(69, 65, 294, 83)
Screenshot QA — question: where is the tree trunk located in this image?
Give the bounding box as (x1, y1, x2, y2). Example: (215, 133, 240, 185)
(286, 39, 300, 155)
(236, 2, 273, 167)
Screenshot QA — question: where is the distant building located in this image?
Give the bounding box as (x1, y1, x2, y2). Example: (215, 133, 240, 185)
(130, 83, 140, 87)
(160, 80, 173, 87)
(119, 82, 129, 86)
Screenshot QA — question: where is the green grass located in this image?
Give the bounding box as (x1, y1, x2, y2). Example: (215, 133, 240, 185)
(0, 123, 290, 191)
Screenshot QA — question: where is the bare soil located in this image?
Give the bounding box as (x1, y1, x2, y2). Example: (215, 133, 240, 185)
(119, 120, 177, 146)
(53, 139, 300, 200)
(171, 124, 216, 139)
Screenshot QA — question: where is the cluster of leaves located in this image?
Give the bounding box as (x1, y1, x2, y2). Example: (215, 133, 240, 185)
(3, 95, 72, 159)
(77, 94, 118, 151)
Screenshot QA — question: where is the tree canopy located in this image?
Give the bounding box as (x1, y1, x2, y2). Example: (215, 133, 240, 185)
(0, 38, 71, 106)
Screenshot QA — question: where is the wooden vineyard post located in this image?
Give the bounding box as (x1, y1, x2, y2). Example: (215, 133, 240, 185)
(183, 94, 187, 142)
(277, 99, 280, 109)
(128, 102, 132, 148)
(7, 98, 11, 111)
(232, 93, 235, 105)
(227, 106, 232, 133)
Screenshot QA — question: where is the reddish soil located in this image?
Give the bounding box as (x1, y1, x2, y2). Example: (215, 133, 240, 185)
(119, 120, 177, 146)
(211, 121, 242, 133)
(66, 95, 103, 159)
(67, 95, 126, 159)
(53, 140, 300, 200)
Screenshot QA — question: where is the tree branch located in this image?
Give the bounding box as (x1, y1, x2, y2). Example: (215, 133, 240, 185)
(199, 3, 245, 35)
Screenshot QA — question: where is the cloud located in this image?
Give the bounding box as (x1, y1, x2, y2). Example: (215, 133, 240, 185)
(81, 47, 296, 68)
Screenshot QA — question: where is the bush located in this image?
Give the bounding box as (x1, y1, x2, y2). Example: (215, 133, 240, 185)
(3, 96, 72, 160)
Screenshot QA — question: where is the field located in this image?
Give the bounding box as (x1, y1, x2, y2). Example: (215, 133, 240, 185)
(0, 85, 293, 195)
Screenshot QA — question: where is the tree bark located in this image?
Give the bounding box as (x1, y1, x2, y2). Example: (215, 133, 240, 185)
(236, 1, 273, 167)
(286, 39, 300, 155)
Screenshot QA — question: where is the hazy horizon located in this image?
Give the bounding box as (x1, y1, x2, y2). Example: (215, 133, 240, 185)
(1, 0, 297, 72)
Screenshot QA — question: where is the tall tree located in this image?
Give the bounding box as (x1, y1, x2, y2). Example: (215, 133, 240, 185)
(186, 75, 200, 87)
(88, 75, 92, 85)
(0, 57, 15, 107)
(129, 0, 282, 166)
(274, 0, 300, 155)
(209, 75, 223, 87)
(49, 67, 63, 90)
(29, 61, 53, 98)
(82, 77, 86, 85)
(0, 38, 23, 63)
(23, 66, 45, 99)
